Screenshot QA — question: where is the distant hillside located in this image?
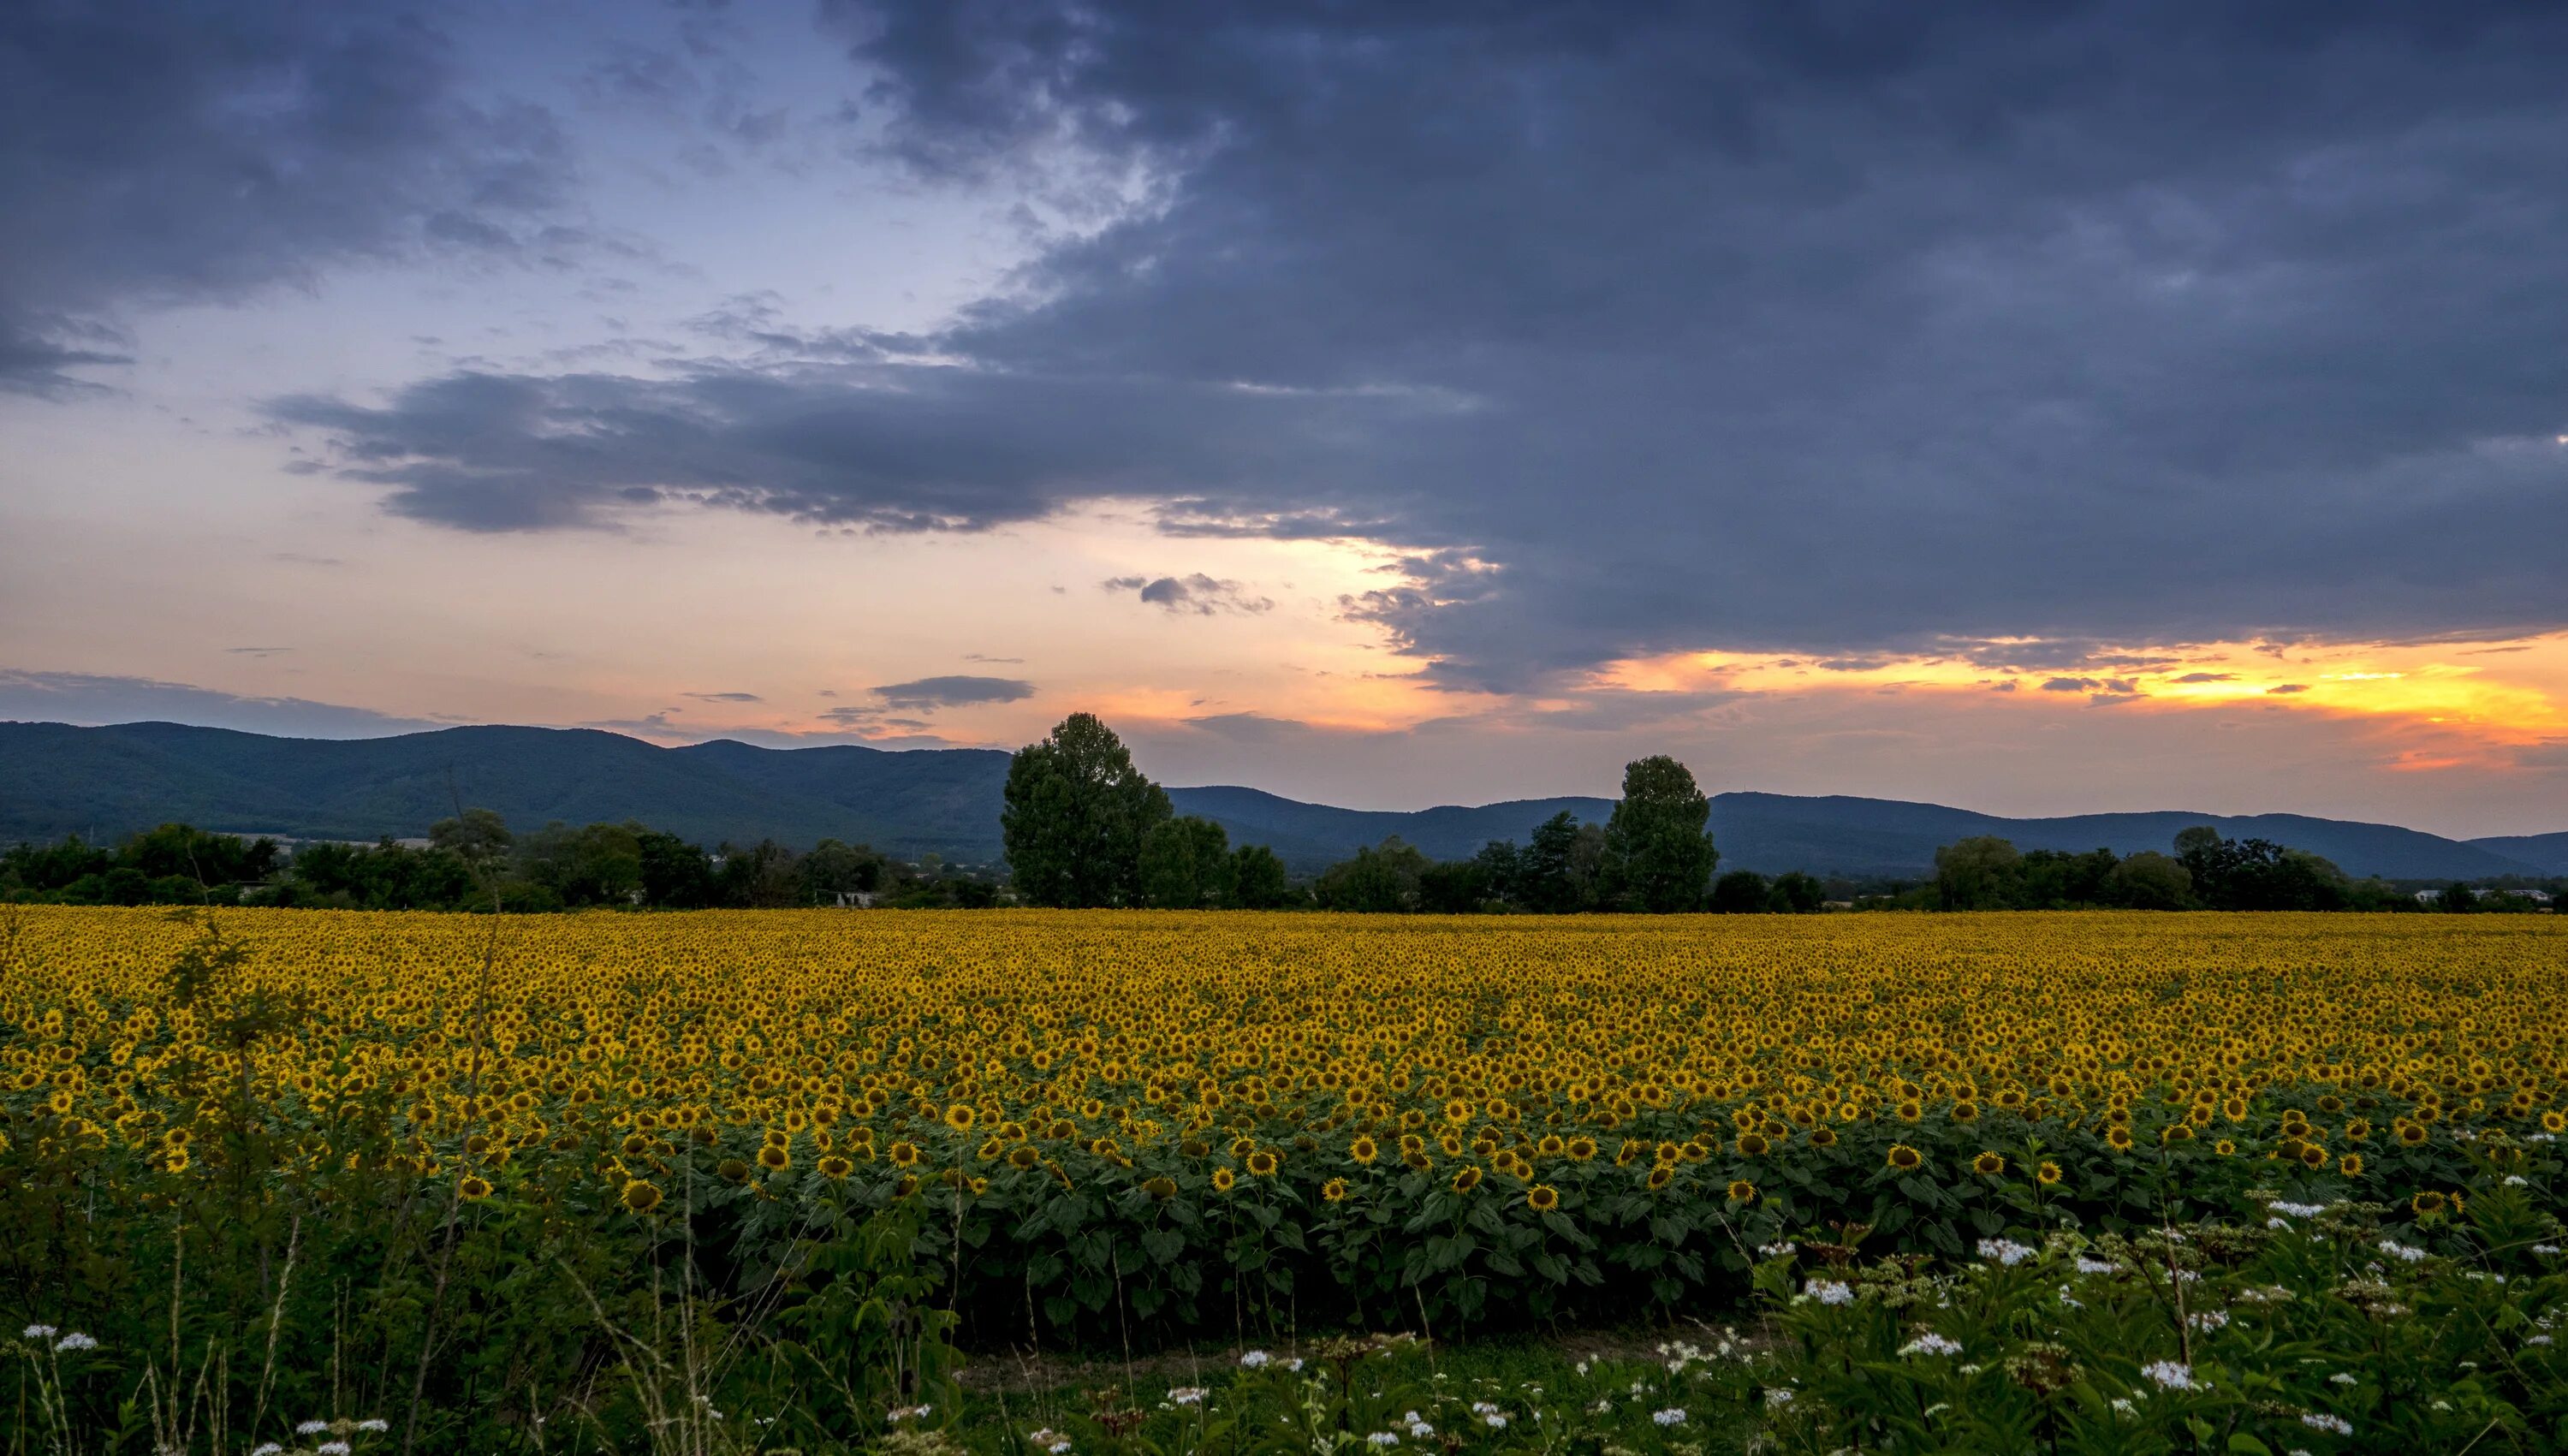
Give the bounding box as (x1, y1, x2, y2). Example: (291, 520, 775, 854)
(0, 720, 2549, 880)
(2471, 832, 2568, 876)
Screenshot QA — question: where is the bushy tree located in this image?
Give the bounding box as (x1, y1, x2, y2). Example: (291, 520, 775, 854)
(1766, 869, 1827, 913)
(1709, 869, 1769, 913)
(1934, 836, 2024, 910)
(1313, 838, 1429, 912)
(1599, 756, 1720, 912)
(1226, 844, 1295, 908)
(1001, 713, 1172, 907)
(2107, 851, 2192, 909)
(1141, 816, 1233, 908)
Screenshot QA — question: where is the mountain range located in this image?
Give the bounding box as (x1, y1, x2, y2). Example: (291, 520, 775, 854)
(0, 720, 2555, 881)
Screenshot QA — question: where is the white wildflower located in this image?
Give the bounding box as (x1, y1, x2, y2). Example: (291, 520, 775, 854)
(1286, 1358, 1305, 1372)
(356, 1420, 389, 1433)
(1652, 1409, 1688, 1427)
(21, 1324, 55, 1340)
(1758, 1241, 1797, 1258)
(1899, 1333, 1963, 1357)
(2505, 1175, 2529, 1187)
(1765, 1388, 1797, 1407)
(1029, 1429, 1073, 1455)
(2268, 1201, 2328, 1218)
(2529, 1335, 2554, 1347)
(51, 1333, 97, 1352)
(1977, 1239, 2036, 1267)
(1806, 1279, 1854, 1305)
(318, 1443, 352, 1456)
(252, 1447, 283, 1456)
(2379, 1240, 2428, 1263)
(1483, 1413, 1507, 1429)
(2143, 1360, 2195, 1390)
(2330, 1372, 2357, 1385)
(2301, 1412, 2354, 1435)
(2189, 1310, 2228, 1332)
(1366, 1434, 1400, 1448)
(2535, 1245, 2562, 1256)
(1239, 1350, 1271, 1369)
(298, 1423, 330, 1435)
(1168, 1387, 1208, 1406)
(2074, 1257, 2118, 1275)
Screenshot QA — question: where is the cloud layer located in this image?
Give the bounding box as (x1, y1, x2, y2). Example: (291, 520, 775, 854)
(228, 1, 2568, 693)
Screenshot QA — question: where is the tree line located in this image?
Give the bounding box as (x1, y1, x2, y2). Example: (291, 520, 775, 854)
(1894, 827, 2559, 912)
(0, 812, 999, 912)
(1002, 713, 1744, 912)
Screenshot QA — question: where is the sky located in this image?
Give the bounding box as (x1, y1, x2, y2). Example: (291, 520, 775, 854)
(3, 0, 2565, 837)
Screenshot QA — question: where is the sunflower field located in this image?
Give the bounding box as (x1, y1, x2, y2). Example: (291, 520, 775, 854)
(2, 905, 2564, 1452)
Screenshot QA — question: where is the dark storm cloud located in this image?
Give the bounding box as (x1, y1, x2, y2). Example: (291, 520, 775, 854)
(871, 675, 1035, 709)
(0, 0, 573, 395)
(276, 1, 2568, 686)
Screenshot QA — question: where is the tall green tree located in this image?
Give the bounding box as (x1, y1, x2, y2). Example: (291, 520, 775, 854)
(1000, 713, 1173, 907)
(1935, 835, 2024, 909)
(1140, 816, 1233, 908)
(1226, 844, 1295, 908)
(1598, 756, 1719, 912)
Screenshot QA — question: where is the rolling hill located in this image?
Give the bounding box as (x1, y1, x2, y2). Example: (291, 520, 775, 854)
(0, 720, 2551, 880)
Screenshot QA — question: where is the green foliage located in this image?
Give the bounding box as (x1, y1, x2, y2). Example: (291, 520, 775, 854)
(1141, 817, 1233, 909)
(1600, 756, 1720, 912)
(1311, 839, 1429, 912)
(1226, 844, 1296, 909)
(1001, 714, 1174, 907)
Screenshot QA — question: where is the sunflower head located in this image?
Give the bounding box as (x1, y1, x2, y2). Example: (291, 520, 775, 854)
(621, 1179, 664, 1213)
(1971, 1151, 2006, 1176)
(1726, 1179, 1757, 1203)
(1526, 1184, 1560, 1212)
(819, 1155, 854, 1180)
(757, 1144, 790, 1171)
(944, 1103, 976, 1132)
(1645, 1164, 1674, 1191)
(2338, 1152, 2363, 1177)
(2036, 1160, 2063, 1186)
(1246, 1150, 1280, 1177)
(1887, 1144, 1923, 1171)
(458, 1174, 494, 1202)
(1210, 1168, 1237, 1192)
(1452, 1166, 1483, 1192)
(889, 1140, 920, 1167)
(1323, 1177, 1348, 1202)
(1349, 1135, 1379, 1164)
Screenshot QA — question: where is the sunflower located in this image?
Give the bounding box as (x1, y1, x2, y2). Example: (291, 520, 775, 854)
(621, 1179, 664, 1212)
(757, 1144, 790, 1171)
(1323, 1177, 1348, 1202)
(2036, 1161, 2063, 1186)
(2338, 1152, 2363, 1176)
(1971, 1150, 2006, 1176)
(889, 1140, 920, 1167)
(1246, 1149, 1280, 1177)
(2215, 1139, 2237, 1156)
(1349, 1135, 1379, 1164)
(1735, 1132, 1770, 1157)
(818, 1155, 854, 1180)
(1807, 1126, 1838, 1148)
(2410, 1190, 2446, 1215)
(2161, 1124, 2194, 1144)
(1142, 1175, 1179, 1198)
(2545, 1110, 2566, 1134)
(2397, 1122, 2429, 1147)
(1210, 1168, 1237, 1192)
(2103, 1125, 2134, 1151)
(943, 1103, 976, 1132)
(1565, 1135, 1597, 1162)
(1727, 1179, 1757, 1203)
(1452, 1166, 1483, 1192)
(1443, 1098, 1473, 1125)
(1886, 1144, 1923, 1171)
(1645, 1164, 1674, 1191)
(1950, 1100, 1980, 1124)
(458, 1174, 494, 1201)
